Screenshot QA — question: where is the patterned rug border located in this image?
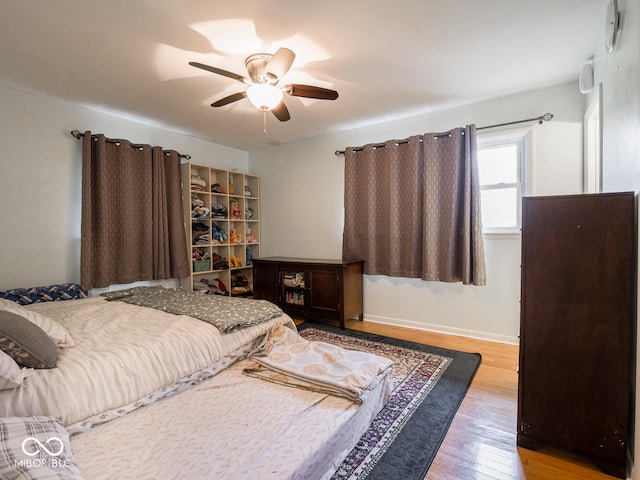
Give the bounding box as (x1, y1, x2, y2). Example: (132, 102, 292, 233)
(297, 322, 482, 480)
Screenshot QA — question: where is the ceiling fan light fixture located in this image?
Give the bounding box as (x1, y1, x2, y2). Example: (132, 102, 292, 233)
(246, 84, 283, 111)
(189, 48, 338, 123)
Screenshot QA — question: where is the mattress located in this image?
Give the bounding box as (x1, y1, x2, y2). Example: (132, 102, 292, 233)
(71, 358, 391, 480)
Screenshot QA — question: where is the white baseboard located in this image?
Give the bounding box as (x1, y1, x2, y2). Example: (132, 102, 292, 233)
(363, 314, 519, 346)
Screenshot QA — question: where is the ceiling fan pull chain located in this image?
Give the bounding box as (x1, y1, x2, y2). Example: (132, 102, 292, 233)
(263, 110, 267, 135)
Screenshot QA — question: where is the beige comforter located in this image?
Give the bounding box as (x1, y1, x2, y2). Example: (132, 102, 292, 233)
(0, 296, 294, 429)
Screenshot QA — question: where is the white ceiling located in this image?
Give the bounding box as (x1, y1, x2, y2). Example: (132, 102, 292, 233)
(0, 0, 603, 151)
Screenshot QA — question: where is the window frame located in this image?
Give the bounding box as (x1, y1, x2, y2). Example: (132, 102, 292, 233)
(477, 126, 533, 237)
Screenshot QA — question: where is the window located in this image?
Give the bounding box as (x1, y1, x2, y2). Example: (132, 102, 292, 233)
(477, 127, 531, 235)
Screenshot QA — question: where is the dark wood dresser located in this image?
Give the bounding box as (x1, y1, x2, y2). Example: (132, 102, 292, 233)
(517, 192, 635, 479)
(252, 257, 363, 329)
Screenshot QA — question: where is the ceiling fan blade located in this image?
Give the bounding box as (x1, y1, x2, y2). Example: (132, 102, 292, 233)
(211, 92, 247, 107)
(271, 101, 291, 122)
(189, 61, 248, 84)
(266, 48, 296, 81)
(286, 84, 339, 100)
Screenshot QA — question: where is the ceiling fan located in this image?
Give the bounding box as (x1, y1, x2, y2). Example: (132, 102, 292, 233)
(189, 48, 338, 122)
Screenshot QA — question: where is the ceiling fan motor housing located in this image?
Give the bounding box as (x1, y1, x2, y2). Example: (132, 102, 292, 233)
(245, 54, 277, 84)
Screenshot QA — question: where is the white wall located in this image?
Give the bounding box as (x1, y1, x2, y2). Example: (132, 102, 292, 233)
(0, 85, 248, 291)
(589, 2, 640, 479)
(594, 0, 640, 192)
(249, 82, 584, 343)
(0, 79, 583, 343)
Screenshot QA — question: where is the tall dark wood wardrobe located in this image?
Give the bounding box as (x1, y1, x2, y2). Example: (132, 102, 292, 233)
(517, 192, 636, 479)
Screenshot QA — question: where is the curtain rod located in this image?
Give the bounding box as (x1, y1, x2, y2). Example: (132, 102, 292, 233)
(70, 130, 191, 160)
(333, 112, 553, 156)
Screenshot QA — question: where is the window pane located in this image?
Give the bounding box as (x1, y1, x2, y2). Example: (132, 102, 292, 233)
(478, 145, 518, 185)
(481, 188, 518, 228)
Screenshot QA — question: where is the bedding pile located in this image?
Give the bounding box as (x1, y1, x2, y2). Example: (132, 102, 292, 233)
(244, 324, 393, 403)
(0, 283, 394, 480)
(102, 285, 282, 332)
(0, 295, 293, 429)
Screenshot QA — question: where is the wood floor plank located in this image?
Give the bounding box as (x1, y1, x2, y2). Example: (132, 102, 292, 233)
(335, 319, 620, 480)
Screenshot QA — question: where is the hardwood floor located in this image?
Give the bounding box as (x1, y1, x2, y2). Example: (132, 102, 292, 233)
(336, 318, 621, 480)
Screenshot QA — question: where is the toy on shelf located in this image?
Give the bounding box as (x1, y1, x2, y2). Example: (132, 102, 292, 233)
(230, 254, 242, 268)
(229, 228, 242, 244)
(246, 228, 255, 243)
(244, 185, 252, 197)
(230, 199, 242, 219)
(246, 246, 253, 265)
(245, 207, 254, 220)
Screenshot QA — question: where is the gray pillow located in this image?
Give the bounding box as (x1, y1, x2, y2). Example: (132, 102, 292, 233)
(0, 310, 57, 368)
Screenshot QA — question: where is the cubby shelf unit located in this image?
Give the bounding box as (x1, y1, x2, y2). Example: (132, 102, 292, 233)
(181, 162, 260, 297)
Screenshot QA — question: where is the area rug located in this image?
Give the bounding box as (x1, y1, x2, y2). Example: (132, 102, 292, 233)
(297, 322, 481, 480)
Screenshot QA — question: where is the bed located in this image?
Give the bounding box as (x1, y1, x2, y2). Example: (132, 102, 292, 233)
(0, 284, 392, 480)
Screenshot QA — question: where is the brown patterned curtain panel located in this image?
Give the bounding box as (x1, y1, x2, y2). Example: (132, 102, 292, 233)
(342, 125, 486, 286)
(80, 132, 189, 289)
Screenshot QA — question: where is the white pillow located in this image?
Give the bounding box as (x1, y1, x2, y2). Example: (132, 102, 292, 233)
(0, 349, 28, 390)
(0, 416, 85, 479)
(0, 299, 75, 349)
